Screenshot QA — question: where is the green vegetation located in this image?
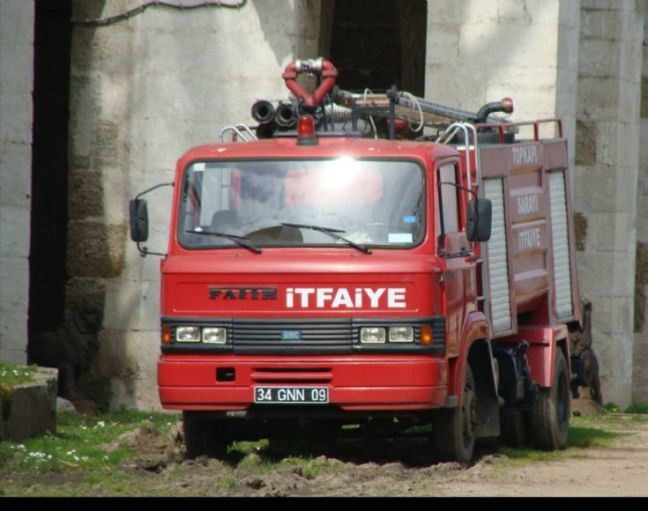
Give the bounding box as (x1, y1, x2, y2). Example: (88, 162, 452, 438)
(499, 413, 647, 464)
(0, 408, 178, 496)
(0, 362, 38, 389)
(602, 401, 620, 413)
(0, 363, 39, 419)
(1, 408, 648, 496)
(624, 403, 648, 414)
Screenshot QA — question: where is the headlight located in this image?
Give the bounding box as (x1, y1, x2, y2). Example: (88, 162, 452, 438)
(176, 326, 200, 343)
(202, 327, 227, 344)
(360, 327, 386, 343)
(388, 326, 414, 343)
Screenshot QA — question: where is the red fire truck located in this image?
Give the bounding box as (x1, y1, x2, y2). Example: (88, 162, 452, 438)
(130, 59, 585, 463)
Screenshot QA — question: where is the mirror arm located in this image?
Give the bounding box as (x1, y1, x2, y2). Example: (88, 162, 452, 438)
(136, 241, 166, 258)
(135, 182, 174, 200)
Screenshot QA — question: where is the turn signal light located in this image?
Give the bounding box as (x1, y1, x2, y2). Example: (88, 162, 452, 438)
(421, 325, 433, 346)
(162, 324, 172, 345)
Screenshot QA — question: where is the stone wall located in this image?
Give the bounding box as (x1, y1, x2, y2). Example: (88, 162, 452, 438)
(68, 0, 321, 408)
(633, 1, 648, 404)
(0, 2, 34, 364)
(573, 0, 643, 407)
(424, 0, 580, 143)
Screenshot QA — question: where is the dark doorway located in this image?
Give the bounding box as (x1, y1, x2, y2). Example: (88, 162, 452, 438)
(322, 0, 427, 96)
(28, 0, 72, 335)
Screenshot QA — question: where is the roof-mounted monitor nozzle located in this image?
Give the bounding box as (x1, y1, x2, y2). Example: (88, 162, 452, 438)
(282, 58, 338, 108)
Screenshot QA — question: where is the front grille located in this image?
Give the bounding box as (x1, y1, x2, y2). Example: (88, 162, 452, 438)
(232, 318, 353, 351)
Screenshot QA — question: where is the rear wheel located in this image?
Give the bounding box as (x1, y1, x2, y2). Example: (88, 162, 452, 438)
(183, 412, 231, 459)
(529, 349, 570, 450)
(431, 365, 477, 463)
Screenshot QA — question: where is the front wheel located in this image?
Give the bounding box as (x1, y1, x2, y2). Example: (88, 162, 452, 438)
(431, 364, 477, 463)
(529, 348, 570, 450)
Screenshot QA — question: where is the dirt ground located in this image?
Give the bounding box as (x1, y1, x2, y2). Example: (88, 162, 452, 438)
(5, 405, 648, 497)
(101, 411, 648, 496)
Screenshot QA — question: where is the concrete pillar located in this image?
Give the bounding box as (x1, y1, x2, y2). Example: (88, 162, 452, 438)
(0, 1, 35, 364)
(633, 0, 648, 405)
(68, 0, 321, 409)
(573, 0, 642, 407)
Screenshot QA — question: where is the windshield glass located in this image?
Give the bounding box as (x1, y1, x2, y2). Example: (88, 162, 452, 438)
(177, 158, 425, 249)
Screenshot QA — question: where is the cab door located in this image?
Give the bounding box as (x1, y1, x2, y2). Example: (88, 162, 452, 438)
(436, 161, 476, 357)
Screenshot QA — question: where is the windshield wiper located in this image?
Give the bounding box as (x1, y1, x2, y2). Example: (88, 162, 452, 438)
(281, 222, 372, 254)
(186, 229, 262, 254)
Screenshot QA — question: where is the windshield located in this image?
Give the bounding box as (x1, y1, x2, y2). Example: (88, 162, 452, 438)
(177, 158, 425, 249)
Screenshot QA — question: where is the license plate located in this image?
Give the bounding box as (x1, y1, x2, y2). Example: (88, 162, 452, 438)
(254, 386, 329, 405)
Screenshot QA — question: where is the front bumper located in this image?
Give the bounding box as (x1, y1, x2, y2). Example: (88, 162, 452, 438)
(158, 354, 448, 412)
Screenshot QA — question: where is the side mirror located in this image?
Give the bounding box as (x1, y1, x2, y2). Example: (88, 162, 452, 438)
(129, 199, 149, 242)
(467, 198, 492, 242)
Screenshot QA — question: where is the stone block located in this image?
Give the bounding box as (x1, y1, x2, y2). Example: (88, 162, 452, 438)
(632, 331, 648, 402)
(97, 329, 161, 409)
(586, 212, 631, 252)
(425, 23, 461, 65)
(576, 77, 619, 120)
(426, 0, 467, 24)
(0, 256, 29, 314)
(575, 164, 623, 213)
(582, 0, 634, 12)
(1, 367, 57, 443)
(68, 168, 104, 220)
(66, 221, 128, 278)
(0, 206, 30, 258)
(0, 342, 26, 366)
(65, 277, 107, 313)
(68, 75, 101, 164)
(580, 8, 622, 41)
(92, 121, 126, 168)
(0, 1, 34, 49)
(579, 39, 619, 78)
(102, 168, 130, 226)
(575, 119, 597, 166)
(496, 0, 533, 25)
(609, 296, 634, 335)
(459, 22, 558, 69)
(98, 74, 132, 122)
(102, 279, 160, 331)
(0, 92, 33, 145)
(0, 43, 34, 94)
(425, 63, 487, 112)
(0, 141, 32, 209)
(557, 0, 580, 30)
(576, 251, 616, 297)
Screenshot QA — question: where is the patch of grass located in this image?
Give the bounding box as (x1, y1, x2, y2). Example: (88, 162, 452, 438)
(0, 363, 39, 416)
(499, 415, 624, 464)
(0, 408, 179, 496)
(625, 403, 648, 414)
(567, 425, 619, 448)
(220, 475, 237, 490)
(602, 401, 620, 413)
(0, 362, 38, 388)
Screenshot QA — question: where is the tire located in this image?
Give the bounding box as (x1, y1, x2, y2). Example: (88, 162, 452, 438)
(499, 408, 528, 448)
(183, 411, 230, 459)
(431, 365, 477, 463)
(529, 349, 570, 450)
